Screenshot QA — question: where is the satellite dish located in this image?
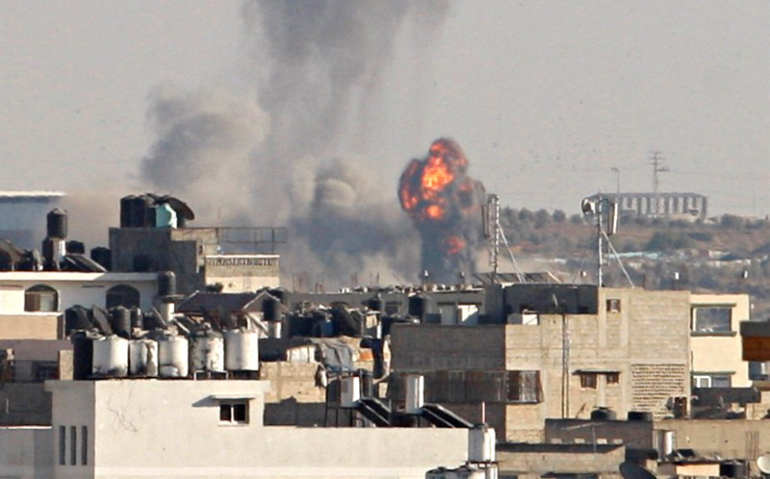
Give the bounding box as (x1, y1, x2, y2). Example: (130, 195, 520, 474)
(581, 198, 596, 215)
(757, 454, 770, 474)
(619, 462, 657, 479)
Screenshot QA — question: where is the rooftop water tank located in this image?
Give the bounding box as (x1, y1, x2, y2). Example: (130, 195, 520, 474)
(110, 306, 131, 339)
(120, 195, 136, 227)
(224, 329, 259, 371)
(92, 335, 129, 378)
(158, 334, 188, 378)
(90, 247, 111, 271)
(158, 271, 176, 297)
(46, 209, 67, 238)
(154, 202, 177, 228)
(190, 330, 224, 373)
(71, 331, 94, 380)
(129, 338, 158, 377)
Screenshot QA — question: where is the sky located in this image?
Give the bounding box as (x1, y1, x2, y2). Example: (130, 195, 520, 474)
(2, 0, 769, 221)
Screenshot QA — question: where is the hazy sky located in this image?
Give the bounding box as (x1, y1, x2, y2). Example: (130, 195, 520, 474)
(2, 1, 769, 217)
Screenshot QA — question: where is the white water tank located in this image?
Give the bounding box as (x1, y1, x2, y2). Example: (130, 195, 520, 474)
(191, 331, 224, 372)
(129, 339, 158, 377)
(92, 335, 129, 377)
(341, 376, 360, 408)
(158, 334, 189, 377)
(405, 374, 424, 414)
(468, 424, 496, 462)
(224, 329, 259, 371)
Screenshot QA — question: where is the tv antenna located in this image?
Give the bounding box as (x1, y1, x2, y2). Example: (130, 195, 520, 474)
(482, 194, 524, 283)
(581, 195, 634, 288)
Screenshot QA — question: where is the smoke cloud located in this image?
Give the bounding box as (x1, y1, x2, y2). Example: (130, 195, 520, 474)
(140, 0, 450, 288)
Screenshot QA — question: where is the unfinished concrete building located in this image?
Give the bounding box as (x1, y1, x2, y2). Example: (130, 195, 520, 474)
(585, 192, 708, 219)
(390, 285, 693, 442)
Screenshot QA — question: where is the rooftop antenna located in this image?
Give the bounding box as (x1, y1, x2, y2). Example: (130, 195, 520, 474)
(581, 196, 634, 288)
(649, 151, 668, 215)
(483, 194, 524, 283)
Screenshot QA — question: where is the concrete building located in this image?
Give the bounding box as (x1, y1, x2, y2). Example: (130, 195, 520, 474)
(0, 191, 64, 250)
(0, 378, 471, 479)
(0, 272, 158, 339)
(109, 227, 279, 294)
(690, 293, 751, 388)
(390, 286, 692, 442)
(585, 192, 708, 219)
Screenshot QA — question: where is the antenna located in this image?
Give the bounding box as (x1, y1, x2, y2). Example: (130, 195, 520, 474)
(649, 151, 669, 215)
(484, 194, 524, 283)
(581, 196, 634, 288)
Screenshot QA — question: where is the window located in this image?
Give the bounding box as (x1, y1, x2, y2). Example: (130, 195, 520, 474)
(34, 361, 59, 381)
(506, 371, 542, 403)
(106, 284, 140, 309)
(219, 401, 249, 424)
(59, 426, 66, 465)
(606, 373, 619, 384)
(81, 426, 87, 465)
(580, 373, 597, 389)
(70, 426, 77, 465)
(606, 299, 621, 313)
(694, 374, 731, 388)
(24, 284, 58, 312)
(692, 306, 732, 333)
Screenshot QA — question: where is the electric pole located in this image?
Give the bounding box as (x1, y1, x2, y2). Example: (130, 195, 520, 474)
(649, 151, 668, 215)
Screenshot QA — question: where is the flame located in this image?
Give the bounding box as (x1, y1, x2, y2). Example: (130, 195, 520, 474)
(425, 204, 444, 220)
(444, 235, 465, 255)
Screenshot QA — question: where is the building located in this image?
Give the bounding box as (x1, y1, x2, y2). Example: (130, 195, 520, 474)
(585, 192, 708, 219)
(0, 271, 158, 339)
(390, 285, 693, 442)
(109, 227, 280, 294)
(0, 378, 469, 479)
(0, 191, 64, 250)
(690, 294, 751, 388)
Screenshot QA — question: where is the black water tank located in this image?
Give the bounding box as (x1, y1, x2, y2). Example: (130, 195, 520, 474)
(263, 296, 280, 322)
(66, 240, 85, 254)
(110, 306, 131, 339)
(71, 331, 93, 380)
(129, 307, 143, 330)
(368, 296, 383, 312)
(590, 407, 617, 421)
(90, 247, 111, 271)
(46, 209, 67, 238)
(133, 255, 153, 272)
(127, 196, 147, 227)
(158, 271, 176, 296)
(120, 195, 136, 227)
(138, 195, 156, 227)
(360, 369, 374, 397)
(627, 411, 653, 422)
(65, 306, 92, 336)
(408, 295, 426, 318)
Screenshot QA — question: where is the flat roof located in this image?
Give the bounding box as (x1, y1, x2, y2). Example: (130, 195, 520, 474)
(0, 272, 157, 282)
(0, 191, 65, 199)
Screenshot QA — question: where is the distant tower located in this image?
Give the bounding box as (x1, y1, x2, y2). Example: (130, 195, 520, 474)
(649, 151, 668, 215)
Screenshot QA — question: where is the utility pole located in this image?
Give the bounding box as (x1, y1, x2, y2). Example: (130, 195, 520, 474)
(611, 167, 620, 204)
(649, 151, 668, 215)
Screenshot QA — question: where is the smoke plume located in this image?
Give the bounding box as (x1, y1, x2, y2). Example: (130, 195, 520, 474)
(140, 1, 450, 288)
(398, 138, 486, 283)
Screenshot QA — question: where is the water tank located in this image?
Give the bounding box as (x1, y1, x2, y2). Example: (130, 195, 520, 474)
(129, 339, 158, 377)
(138, 195, 156, 227)
(263, 296, 281, 322)
(41, 237, 66, 270)
(110, 306, 131, 339)
(129, 307, 143, 331)
(340, 376, 360, 407)
(190, 330, 225, 372)
(627, 411, 653, 422)
(92, 335, 129, 377)
(46, 209, 67, 238)
(158, 271, 176, 297)
(71, 331, 93, 380)
(224, 329, 259, 371)
(65, 240, 85, 254)
(65, 306, 92, 336)
(405, 374, 424, 414)
(127, 196, 148, 228)
(408, 295, 426, 318)
(154, 202, 177, 228)
(158, 334, 189, 377)
(120, 195, 136, 227)
(311, 311, 334, 337)
(368, 295, 383, 312)
(590, 407, 617, 421)
(90, 247, 111, 271)
(468, 424, 496, 462)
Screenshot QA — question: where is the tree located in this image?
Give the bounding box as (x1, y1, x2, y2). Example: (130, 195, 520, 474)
(552, 209, 566, 223)
(534, 209, 551, 228)
(518, 208, 534, 222)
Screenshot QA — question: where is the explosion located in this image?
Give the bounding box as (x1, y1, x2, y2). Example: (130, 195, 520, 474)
(398, 138, 485, 283)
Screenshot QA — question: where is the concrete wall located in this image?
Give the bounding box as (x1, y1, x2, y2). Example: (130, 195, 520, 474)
(391, 325, 506, 371)
(0, 314, 60, 339)
(0, 272, 158, 314)
(0, 383, 52, 426)
(690, 293, 751, 387)
(45, 379, 467, 479)
(0, 426, 53, 479)
(496, 443, 625, 476)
